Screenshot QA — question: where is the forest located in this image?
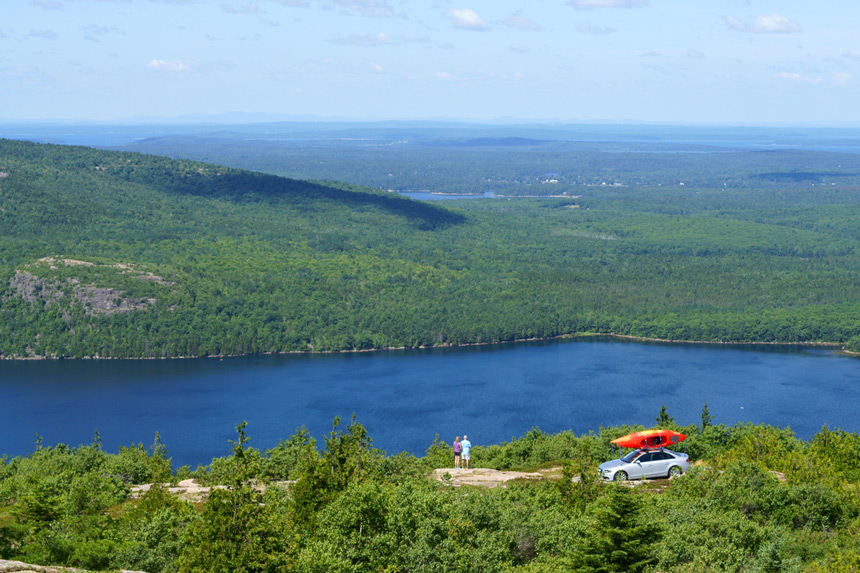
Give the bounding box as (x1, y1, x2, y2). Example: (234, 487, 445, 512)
(3, 137, 860, 358)
(1, 412, 859, 572)
(123, 122, 860, 196)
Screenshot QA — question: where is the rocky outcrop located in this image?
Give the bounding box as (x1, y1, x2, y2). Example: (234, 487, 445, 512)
(432, 467, 548, 487)
(6, 258, 175, 316)
(8, 271, 66, 306)
(130, 478, 294, 502)
(0, 559, 145, 573)
(8, 270, 153, 315)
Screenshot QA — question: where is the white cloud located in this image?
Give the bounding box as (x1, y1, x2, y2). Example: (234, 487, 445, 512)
(146, 59, 195, 72)
(575, 23, 615, 35)
(833, 73, 853, 86)
(842, 50, 860, 62)
(221, 3, 261, 14)
(504, 10, 541, 31)
(369, 62, 383, 72)
(724, 14, 801, 34)
(32, 0, 63, 9)
(306, 57, 349, 70)
(435, 71, 465, 81)
(331, 32, 433, 47)
(29, 29, 58, 40)
(325, 0, 394, 17)
(446, 8, 490, 31)
(567, 0, 648, 9)
(332, 32, 395, 46)
(81, 25, 123, 41)
(776, 72, 822, 84)
(510, 43, 530, 54)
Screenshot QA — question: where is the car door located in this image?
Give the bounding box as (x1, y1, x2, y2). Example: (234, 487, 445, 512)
(629, 452, 652, 479)
(646, 451, 673, 477)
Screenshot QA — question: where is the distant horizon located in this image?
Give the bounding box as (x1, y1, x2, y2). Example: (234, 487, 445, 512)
(2, 113, 860, 130)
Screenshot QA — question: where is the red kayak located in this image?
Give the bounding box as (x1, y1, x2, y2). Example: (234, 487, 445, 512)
(611, 429, 686, 450)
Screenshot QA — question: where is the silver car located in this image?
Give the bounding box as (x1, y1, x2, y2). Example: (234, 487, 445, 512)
(598, 449, 690, 481)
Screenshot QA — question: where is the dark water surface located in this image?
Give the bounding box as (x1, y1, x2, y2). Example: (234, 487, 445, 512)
(1, 339, 858, 467)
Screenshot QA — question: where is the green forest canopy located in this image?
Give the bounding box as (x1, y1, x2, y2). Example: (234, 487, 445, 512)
(2, 138, 860, 358)
(2, 417, 860, 572)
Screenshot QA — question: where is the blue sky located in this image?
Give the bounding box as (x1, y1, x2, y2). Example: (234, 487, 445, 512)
(3, 0, 859, 124)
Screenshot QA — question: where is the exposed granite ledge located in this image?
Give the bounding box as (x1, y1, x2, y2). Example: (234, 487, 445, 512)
(0, 559, 145, 573)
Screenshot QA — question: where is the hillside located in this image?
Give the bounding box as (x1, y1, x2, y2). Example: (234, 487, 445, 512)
(3, 138, 860, 358)
(1, 419, 859, 571)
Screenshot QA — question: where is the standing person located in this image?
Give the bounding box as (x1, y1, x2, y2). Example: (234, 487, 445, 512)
(453, 436, 462, 469)
(461, 435, 472, 469)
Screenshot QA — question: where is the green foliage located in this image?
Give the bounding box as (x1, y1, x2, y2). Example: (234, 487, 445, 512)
(177, 422, 294, 572)
(575, 486, 660, 573)
(701, 402, 714, 429)
(105, 432, 172, 484)
(289, 415, 383, 531)
(1, 417, 859, 571)
(424, 433, 453, 471)
(115, 484, 197, 573)
(260, 426, 317, 481)
(656, 405, 674, 427)
(6, 139, 860, 358)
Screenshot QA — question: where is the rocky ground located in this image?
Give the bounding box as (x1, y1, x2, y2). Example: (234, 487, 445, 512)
(129, 478, 293, 502)
(432, 466, 563, 487)
(0, 560, 144, 573)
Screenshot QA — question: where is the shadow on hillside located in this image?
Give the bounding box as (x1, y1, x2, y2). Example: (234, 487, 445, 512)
(113, 161, 467, 231)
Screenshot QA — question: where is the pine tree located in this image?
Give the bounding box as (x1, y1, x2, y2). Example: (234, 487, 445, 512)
(655, 405, 674, 426)
(701, 402, 714, 429)
(575, 486, 660, 573)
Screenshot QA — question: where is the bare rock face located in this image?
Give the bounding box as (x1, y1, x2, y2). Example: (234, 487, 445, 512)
(8, 270, 151, 315)
(8, 271, 65, 305)
(432, 467, 547, 487)
(6, 258, 174, 316)
(0, 559, 146, 572)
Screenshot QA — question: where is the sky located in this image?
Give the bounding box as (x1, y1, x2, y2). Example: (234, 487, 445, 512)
(2, 0, 860, 125)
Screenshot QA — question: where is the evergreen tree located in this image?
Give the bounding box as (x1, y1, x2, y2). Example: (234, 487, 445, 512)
(575, 486, 660, 573)
(177, 422, 294, 572)
(701, 402, 714, 429)
(655, 405, 674, 427)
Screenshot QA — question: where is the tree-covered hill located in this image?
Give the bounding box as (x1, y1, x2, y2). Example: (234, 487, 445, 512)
(3, 138, 860, 358)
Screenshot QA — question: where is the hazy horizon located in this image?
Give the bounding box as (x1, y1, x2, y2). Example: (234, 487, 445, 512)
(4, 1, 859, 126)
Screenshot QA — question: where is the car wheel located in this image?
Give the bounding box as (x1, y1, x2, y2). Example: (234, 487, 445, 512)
(668, 465, 682, 478)
(613, 470, 628, 482)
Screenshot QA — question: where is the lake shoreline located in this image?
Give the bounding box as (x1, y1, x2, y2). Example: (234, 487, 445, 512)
(0, 332, 851, 361)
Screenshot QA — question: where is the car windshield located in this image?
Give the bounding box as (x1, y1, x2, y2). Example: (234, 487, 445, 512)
(621, 450, 644, 463)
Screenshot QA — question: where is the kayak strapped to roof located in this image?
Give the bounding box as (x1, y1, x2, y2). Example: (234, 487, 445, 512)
(610, 429, 686, 450)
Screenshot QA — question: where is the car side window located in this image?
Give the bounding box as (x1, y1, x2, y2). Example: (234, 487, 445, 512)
(654, 452, 673, 461)
(637, 453, 654, 463)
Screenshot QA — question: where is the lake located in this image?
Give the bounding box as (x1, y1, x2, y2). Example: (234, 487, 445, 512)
(1, 338, 857, 467)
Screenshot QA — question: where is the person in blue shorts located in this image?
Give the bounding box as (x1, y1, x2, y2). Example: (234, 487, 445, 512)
(461, 435, 472, 469)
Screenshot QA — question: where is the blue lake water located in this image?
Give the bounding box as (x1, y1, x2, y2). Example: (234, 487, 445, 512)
(400, 191, 498, 200)
(1, 339, 858, 467)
